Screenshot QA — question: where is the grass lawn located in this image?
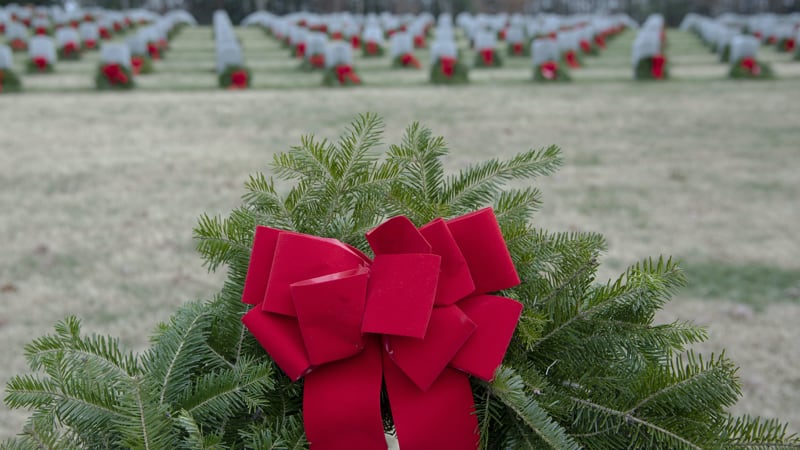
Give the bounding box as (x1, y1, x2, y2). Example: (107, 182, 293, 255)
(1, 24, 799, 439)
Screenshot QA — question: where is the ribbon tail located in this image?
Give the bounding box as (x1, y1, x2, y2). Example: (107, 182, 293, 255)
(383, 350, 479, 450)
(304, 335, 386, 450)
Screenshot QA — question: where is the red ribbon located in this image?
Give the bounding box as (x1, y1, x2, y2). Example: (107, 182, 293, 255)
(540, 61, 558, 80)
(102, 63, 129, 85)
(651, 54, 665, 79)
(767, 36, 776, 45)
(594, 35, 606, 49)
(70, 20, 79, 28)
(480, 48, 494, 66)
(334, 65, 361, 85)
(754, 31, 762, 39)
(242, 208, 522, 450)
(32, 56, 49, 71)
(63, 42, 78, 56)
(366, 41, 379, 55)
(512, 42, 523, 55)
(35, 26, 48, 35)
(84, 40, 96, 50)
(229, 70, 248, 89)
(440, 56, 456, 77)
(100, 28, 112, 39)
(565, 50, 579, 68)
(400, 53, 421, 68)
(351, 35, 361, 49)
(147, 43, 160, 60)
(499, 29, 507, 40)
(580, 39, 592, 54)
(414, 35, 425, 48)
(11, 39, 27, 51)
(131, 56, 143, 75)
(309, 54, 326, 68)
(295, 42, 306, 58)
(330, 32, 343, 40)
(785, 38, 796, 52)
(740, 57, 761, 76)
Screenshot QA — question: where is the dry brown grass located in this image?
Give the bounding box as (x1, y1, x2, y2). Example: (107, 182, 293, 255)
(1, 27, 799, 439)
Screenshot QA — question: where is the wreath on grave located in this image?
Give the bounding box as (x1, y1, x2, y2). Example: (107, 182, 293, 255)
(729, 57, 773, 79)
(219, 65, 251, 89)
(430, 57, 469, 84)
(322, 63, 362, 87)
(718, 44, 731, 63)
(147, 41, 163, 60)
(26, 56, 54, 74)
(392, 52, 421, 69)
(507, 41, 530, 57)
(83, 39, 98, 50)
(579, 39, 599, 56)
(291, 42, 306, 59)
(474, 48, 503, 68)
(0, 68, 22, 93)
(95, 63, 135, 90)
(362, 41, 385, 57)
(57, 42, 82, 61)
(534, 61, 570, 82)
(300, 53, 326, 71)
(130, 54, 154, 75)
(777, 37, 795, 53)
(9, 39, 28, 52)
(635, 54, 668, 80)
(562, 49, 582, 69)
(3, 114, 799, 450)
(413, 34, 426, 49)
(34, 25, 52, 36)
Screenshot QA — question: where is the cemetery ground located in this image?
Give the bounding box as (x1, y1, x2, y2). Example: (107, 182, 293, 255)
(1, 25, 800, 440)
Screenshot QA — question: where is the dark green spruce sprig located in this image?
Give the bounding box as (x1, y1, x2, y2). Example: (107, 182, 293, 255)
(3, 113, 798, 449)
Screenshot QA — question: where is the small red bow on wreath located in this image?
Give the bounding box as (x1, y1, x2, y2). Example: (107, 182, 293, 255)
(131, 56, 143, 75)
(400, 53, 421, 68)
(785, 39, 796, 51)
(580, 39, 592, 54)
(229, 70, 248, 89)
(242, 208, 523, 450)
(309, 54, 326, 69)
(594, 34, 606, 49)
(564, 50, 579, 69)
(512, 42, 523, 55)
(366, 41, 379, 55)
(35, 26, 48, 35)
(295, 42, 306, 58)
(330, 32, 343, 40)
(740, 57, 761, 76)
(63, 42, 78, 56)
(440, 56, 456, 77)
(540, 61, 559, 80)
(334, 64, 361, 85)
(480, 48, 494, 66)
(102, 63, 129, 85)
(414, 35, 426, 48)
(84, 39, 97, 49)
(11, 39, 27, 51)
(32, 56, 49, 71)
(147, 43, 160, 60)
(650, 54, 666, 79)
(100, 28, 112, 39)
(351, 35, 361, 49)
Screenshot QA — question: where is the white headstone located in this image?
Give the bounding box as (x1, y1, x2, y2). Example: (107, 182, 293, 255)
(216, 43, 243, 74)
(505, 26, 525, 44)
(532, 38, 559, 66)
(729, 35, 759, 63)
(307, 32, 327, 56)
(0, 45, 13, 69)
(474, 30, 496, 50)
(557, 31, 579, 52)
(80, 22, 100, 43)
(127, 34, 148, 56)
(362, 25, 383, 43)
(5, 22, 28, 42)
(29, 36, 56, 63)
(100, 43, 131, 69)
(631, 31, 660, 66)
(325, 41, 353, 68)
(389, 32, 413, 57)
(55, 27, 81, 47)
(430, 39, 457, 63)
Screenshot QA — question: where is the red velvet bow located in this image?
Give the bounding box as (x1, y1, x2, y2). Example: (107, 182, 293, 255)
(512, 42, 523, 55)
(330, 31, 343, 40)
(440, 56, 456, 77)
(540, 61, 558, 80)
(11, 39, 27, 51)
(594, 35, 606, 49)
(102, 63, 129, 85)
(580, 39, 592, 54)
(334, 64, 361, 85)
(35, 26, 48, 35)
(785, 38, 796, 51)
(131, 56, 143, 75)
(767, 36, 776, 45)
(753, 31, 762, 40)
(480, 48, 494, 66)
(84, 39, 97, 50)
(70, 20, 79, 28)
(32, 56, 49, 71)
(499, 29, 507, 41)
(100, 28, 112, 39)
(401, 53, 421, 68)
(147, 43, 160, 60)
(740, 57, 761, 76)
(351, 35, 361, 49)
(295, 42, 306, 58)
(651, 54, 665, 79)
(229, 70, 248, 89)
(564, 50, 579, 68)
(309, 54, 325, 68)
(63, 42, 78, 56)
(242, 208, 523, 450)
(414, 35, 425, 48)
(366, 41, 379, 55)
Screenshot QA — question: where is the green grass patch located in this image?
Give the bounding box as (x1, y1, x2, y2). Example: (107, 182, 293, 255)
(682, 260, 800, 307)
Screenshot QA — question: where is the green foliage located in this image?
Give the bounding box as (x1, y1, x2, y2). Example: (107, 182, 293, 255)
(218, 65, 251, 89)
(0, 69, 22, 93)
(5, 114, 800, 449)
(635, 56, 669, 80)
(729, 58, 774, 80)
(430, 59, 469, 84)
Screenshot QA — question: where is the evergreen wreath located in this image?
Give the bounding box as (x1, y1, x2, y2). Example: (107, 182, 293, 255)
(3, 114, 799, 449)
(474, 48, 503, 68)
(534, 62, 571, 82)
(729, 57, 774, 79)
(218, 66, 251, 89)
(635, 55, 669, 80)
(95, 63, 135, 90)
(430, 58, 469, 84)
(0, 68, 22, 93)
(57, 43, 82, 61)
(131, 54, 155, 75)
(26, 57, 54, 74)
(506, 41, 530, 57)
